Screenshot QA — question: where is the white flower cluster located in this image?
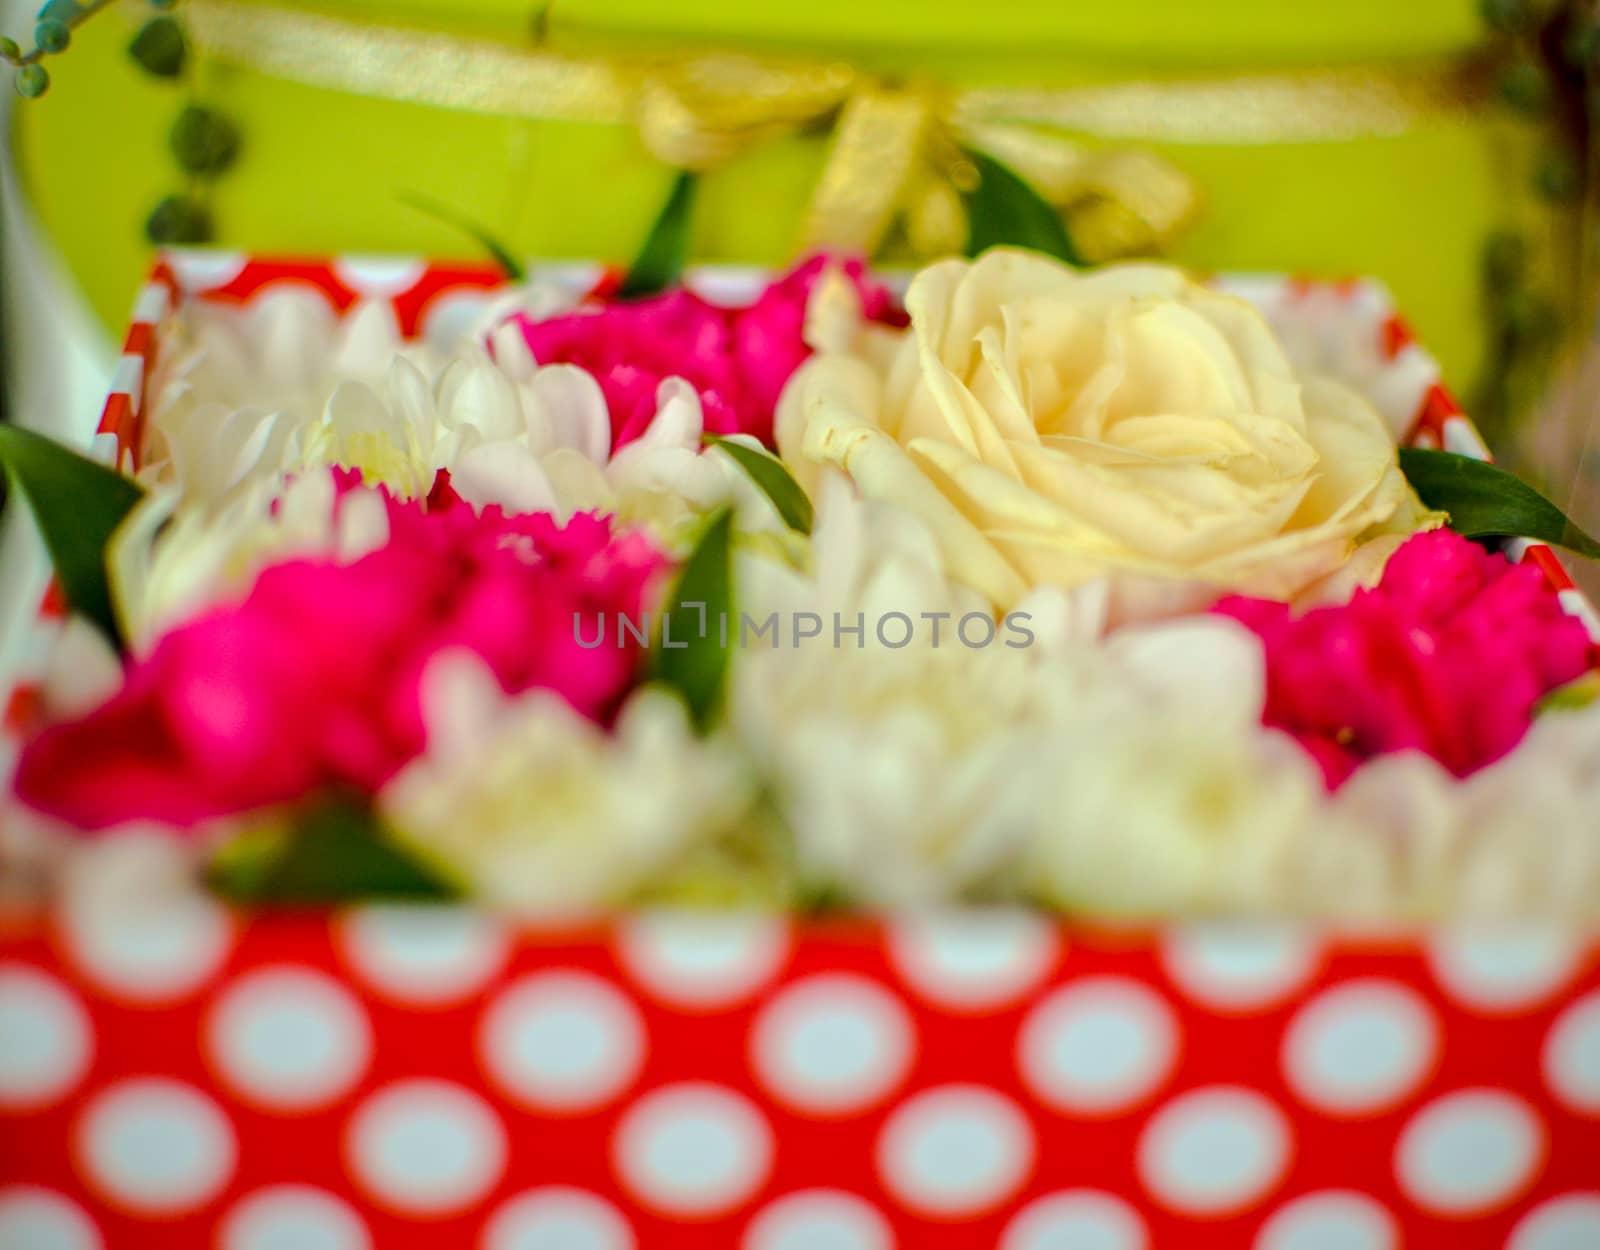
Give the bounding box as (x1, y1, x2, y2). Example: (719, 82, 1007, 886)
(138, 283, 783, 539)
(730, 482, 1600, 919)
(372, 472, 1600, 919)
(36, 265, 1597, 922)
(114, 282, 794, 649)
(379, 651, 751, 913)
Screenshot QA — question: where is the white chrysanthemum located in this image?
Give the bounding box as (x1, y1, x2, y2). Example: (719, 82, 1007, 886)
(733, 640, 1056, 905)
(378, 653, 752, 913)
(729, 476, 1034, 905)
(731, 472, 1276, 905)
(1030, 722, 1323, 917)
(144, 291, 444, 501)
(1297, 706, 1600, 921)
(143, 290, 614, 508)
(730, 473, 1039, 906)
(107, 466, 390, 652)
(1019, 616, 1323, 916)
(483, 373, 787, 552)
(141, 288, 784, 548)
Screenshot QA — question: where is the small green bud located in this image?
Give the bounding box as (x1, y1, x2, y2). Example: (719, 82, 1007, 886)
(1534, 151, 1581, 201)
(0, 36, 22, 62)
(170, 105, 241, 176)
(36, 0, 82, 21)
(128, 15, 184, 77)
(34, 18, 70, 53)
(13, 62, 48, 97)
(148, 0, 178, 8)
(144, 194, 213, 245)
(1496, 60, 1551, 114)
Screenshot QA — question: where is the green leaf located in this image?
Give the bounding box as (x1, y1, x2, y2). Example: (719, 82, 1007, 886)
(617, 170, 697, 300)
(128, 15, 185, 78)
(0, 424, 143, 647)
(397, 191, 525, 281)
(1537, 672, 1600, 716)
(703, 435, 813, 535)
(649, 506, 733, 728)
(1398, 448, 1600, 558)
(208, 795, 455, 903)
(962, 148, 1081, 264)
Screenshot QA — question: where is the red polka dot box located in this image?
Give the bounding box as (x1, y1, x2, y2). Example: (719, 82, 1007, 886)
(3, 255, 1600, 1250)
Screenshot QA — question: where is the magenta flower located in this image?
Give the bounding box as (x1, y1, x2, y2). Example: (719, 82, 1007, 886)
(515, 254, 903, 449)
(1216, 530, 1594, 787)
(13, 488, 669, 830)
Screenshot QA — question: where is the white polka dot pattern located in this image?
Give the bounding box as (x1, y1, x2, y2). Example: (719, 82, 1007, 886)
(614, 1083, 774, 1218)
(345, 1080, 507, 1216)
(331, 257, 428, 298)
(78, 1079, 237, 1216)
(888, 911, 1059, 1010)
(483, 1187, 635, 1250)
(1427, 930, 1579, 1012)
(0, 1186, 102, 1250)
(61, 901, 232, 1003)
(0, 907, 1597, 1246)
(617, 912, 789, 1010)
(744, 1189, 893, 1250)
(337, 906, 509, 1006)
(1543, 990, 1600, 1114)
(1255, 1190, 1397, 1250)
(1137, 1086, 1290, 1216)
(0, 966, 92, 1109)
(219, 1186, 371, 1250)
(207, 967, 372, 1110)
(480, 971, 645, 1112)
(1394, 1089, 1543, 1216)
(1018, 977, 1178, 1114)
(164, 249, 248, 292)
(1509, 1193, 1600, 1250)
(1161, 926, 1320, 1012)
(1001, 1189, 1147, 1250)
(751, 974, 915, 1114)
(1282, 980, 1437, 1115)
(877, 1084, 1035, 1217)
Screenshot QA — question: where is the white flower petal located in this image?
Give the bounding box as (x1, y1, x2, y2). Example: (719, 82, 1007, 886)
(524, 363, 611, 464)
(449, 442, 561, 516)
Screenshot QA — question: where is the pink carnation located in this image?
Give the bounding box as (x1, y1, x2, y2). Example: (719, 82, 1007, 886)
(14, 487, 669, 830)
(515, 254, 902, 449)
(1216, 530, 1594, 787)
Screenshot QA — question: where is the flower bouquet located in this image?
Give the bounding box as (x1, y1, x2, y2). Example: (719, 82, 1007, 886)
(2, 233, 1600, 1249)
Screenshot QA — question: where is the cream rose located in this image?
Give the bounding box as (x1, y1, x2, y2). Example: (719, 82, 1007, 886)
(777, 249, 1417, 609)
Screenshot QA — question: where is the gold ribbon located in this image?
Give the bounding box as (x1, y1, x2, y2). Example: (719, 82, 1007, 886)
(185, 0, 1489, 262)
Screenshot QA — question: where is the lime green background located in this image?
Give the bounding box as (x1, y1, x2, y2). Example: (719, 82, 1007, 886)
(11, 0, 1523, 390)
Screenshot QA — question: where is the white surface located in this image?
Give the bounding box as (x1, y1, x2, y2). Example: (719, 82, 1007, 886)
(1, 56, 117, 689)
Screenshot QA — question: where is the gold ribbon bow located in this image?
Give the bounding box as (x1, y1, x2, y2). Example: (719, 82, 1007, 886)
(631, 61, 1200, 262)
(186, 0, 1489, 263)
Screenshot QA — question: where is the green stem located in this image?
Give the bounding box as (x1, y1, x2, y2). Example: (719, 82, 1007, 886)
(6, 0, 123, 67)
